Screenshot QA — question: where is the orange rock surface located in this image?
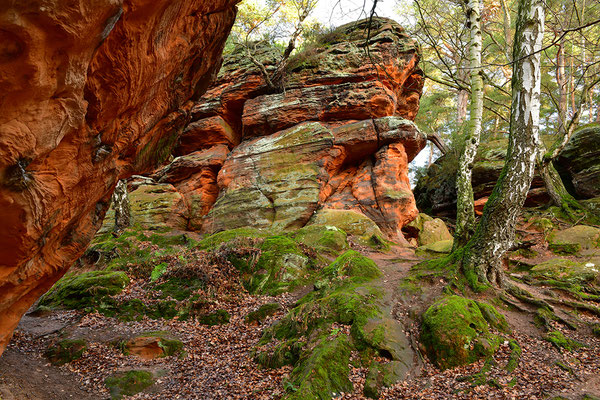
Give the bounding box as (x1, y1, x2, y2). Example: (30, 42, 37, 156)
(129, 18, 427, 241)
(0, 0, 239, 353)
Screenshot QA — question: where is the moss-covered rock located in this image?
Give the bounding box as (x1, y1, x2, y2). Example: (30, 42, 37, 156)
(307, 209, 388, 250)
(320, 250, 382, 282)
(105, 370, 154, 399)
(196, 227, 269, 251)
(415, 239, 453, 258)
(548, 225, 600, 255)
(44, 339, 87, 365)
(291, 225, 349, 255)
(405, 214, 452, 246)
(284, 334, 353, 400)
(363, 360, 406, 399)
(420, 296, 507, 370)
(38, 271, 129, 310)
(530, 258, 599, 285)
(246, 303, 281, 324)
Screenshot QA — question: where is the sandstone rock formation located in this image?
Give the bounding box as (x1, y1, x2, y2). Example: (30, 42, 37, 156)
(414, 139, 549, 217)
(120, 17, 426, 241)
(0, 0, 239, 353)
(557, 123, 600, 199)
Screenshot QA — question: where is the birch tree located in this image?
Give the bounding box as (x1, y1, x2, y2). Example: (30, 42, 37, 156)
(454, 0, 484, 249)
(457, 0, 544, 288)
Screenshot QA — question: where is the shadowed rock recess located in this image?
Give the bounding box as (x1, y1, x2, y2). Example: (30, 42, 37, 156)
(0, 0, 239, 353)
(112, 17, 426, 242)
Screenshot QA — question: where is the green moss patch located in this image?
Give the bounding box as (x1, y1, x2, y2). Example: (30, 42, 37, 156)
(291, 225, 349, 255)
(246, 303, 281, 324)
(543, 331, 586, 351)
(420, 296, 508, 370)
(530, 258, 599, 285)
(45, 339, 87, 366)
(38, 271, 129, 310)
(105, 370, 154, 399)
(285, 335, 353, 400)
(548, 225, 600, 255)
(198, 309, 230, 325)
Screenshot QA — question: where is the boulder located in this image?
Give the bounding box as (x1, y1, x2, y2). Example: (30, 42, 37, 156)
(557, 123, 600, 198)
(124, 331, 184, 360)
(414, 139, 547, 216)
(421, 296, 508, 370)
(548, 225, 600, 255)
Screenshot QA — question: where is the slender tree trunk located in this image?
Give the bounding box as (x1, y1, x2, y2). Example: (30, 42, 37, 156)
(113, 179, 131, 236)
(454, 0, 484, 249)
(459, 0, 544, 289)
(457, 63, 469, 126)
(556, 39, 567, 136)
(499, 0, 512, 61)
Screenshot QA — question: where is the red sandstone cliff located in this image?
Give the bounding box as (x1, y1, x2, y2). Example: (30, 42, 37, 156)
(120, 18, 426, 242)
(0, 0, 239, 353)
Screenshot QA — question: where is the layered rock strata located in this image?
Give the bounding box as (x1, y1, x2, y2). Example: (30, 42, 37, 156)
(0, 0, 239, 353)
(124, 17, 426, 240)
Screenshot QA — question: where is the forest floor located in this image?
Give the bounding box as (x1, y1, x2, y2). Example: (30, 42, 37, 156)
(1, 222, 600, 400)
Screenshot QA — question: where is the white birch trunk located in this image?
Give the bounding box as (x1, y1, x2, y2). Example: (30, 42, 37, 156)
(461, 0, 544, 288)
(454, 0, 484, 248)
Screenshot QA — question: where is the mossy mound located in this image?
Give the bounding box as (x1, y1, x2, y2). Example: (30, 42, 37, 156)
(246, 303, 281, 324)
(38, 271, 129, 310)
(307, 209, 390, 250)
(255, 251, 412, 399)
(530, 258, 599, 285)
(284, 334, 353, 400)
(208, 231, 320, 295)
(415, 239, 453, 258)
(291, 225, 349, 255)
(196, 227, 270, 251)
(44, 339, 87, 365)
(404, 213, 452, 246)
(420, 296, 508, 370)
(105, 370, 154, 399)
(548, 225, 600, 255)
(320, 250, 382, 282)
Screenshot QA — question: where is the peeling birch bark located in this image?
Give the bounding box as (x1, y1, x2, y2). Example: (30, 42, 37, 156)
(454, 0, 484, 249)
(460, 0, 544, 288)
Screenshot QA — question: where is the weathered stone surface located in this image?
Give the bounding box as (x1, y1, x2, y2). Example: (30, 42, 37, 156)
(557, 123, 600, 199)
(548, 225, 600, 255)
(128, 18, 426, 241)
(0, 0, 239, 353)
(414, 139, 548, 216)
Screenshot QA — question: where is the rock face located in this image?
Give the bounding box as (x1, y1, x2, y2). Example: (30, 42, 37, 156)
(0, 0, 239, 353)
(120, 17, 426, 241)
(557, 123, 600, 199)
(414, 139, 548, 217)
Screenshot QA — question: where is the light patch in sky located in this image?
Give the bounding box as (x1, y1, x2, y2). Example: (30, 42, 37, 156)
(313, 0, 399, 27)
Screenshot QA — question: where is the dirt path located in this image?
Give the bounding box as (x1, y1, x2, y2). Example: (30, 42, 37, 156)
(0, 346, 101, 400)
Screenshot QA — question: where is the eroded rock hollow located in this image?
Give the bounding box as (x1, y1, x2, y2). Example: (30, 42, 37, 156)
(0, 0, 239, 353)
